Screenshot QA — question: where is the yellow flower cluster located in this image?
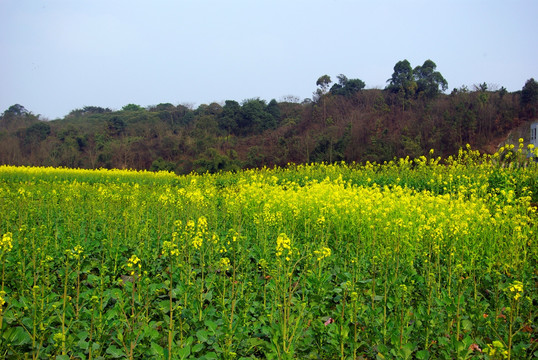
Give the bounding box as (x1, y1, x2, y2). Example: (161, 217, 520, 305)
(0, 232, 13, 254)
(185, 220, 195, 233)
(66, 245, 84, 260)
(127, 254, 141, 275)
(0, 294, 5, 314)
(197, 216, 208, 235)
(276, 233, 292, 261)
(313, 246, 331, 261)
(219, 257, 231, 271)
(507, 280, 523, 301)
(185, 217, 209, 250)
(192, 236, 203, 250)
(258, 258, 268, 270)
(0, 164, 177, 184)
(162, 241, 179, 258)
(483, 340, 508, 359)
(53, 332, 66, 344)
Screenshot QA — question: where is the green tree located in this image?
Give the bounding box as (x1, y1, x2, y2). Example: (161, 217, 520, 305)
(18, 121, 51, 160)
(316, 75, 332, 95)
(238, 98, 275, 134)
(521, 78, 538, 118)
(218, 100, 241, 135)
(148, 103, 175, 112)
(107, 116, 126, 137)
(413, 59, 448, 98)
(193, 148, 238, 173)
(315, 75, 332, 122)
(3, 104, 28, 117)
(67, 106, 112, 118)
(207, 102, 223, 116)
(330, 74, 366, 96)
(82, 106, 111, 114)
(24, 121, 51, 142)
(474, 82, 488, 92)
(266, 99, 281, 124)
(122, 104, 144, 112)
(498, 86, 508, 99)
(194, 103, 222, 116)
(150, 157, 177, 172)
(1, 104, 39, 130)
(386, 60, 416, 97)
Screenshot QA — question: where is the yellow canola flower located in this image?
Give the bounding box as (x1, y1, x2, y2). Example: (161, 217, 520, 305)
(276, 233, 292, 260)
(192, 236, 203, 250)
(192, 216, 208, 249)
(313, 247, 331, 261)
(508, 280, 524, 301)
(162, 241, 179, 258)
(66, 245, 84, 260)
(186, 220, 195, 233)
(127, 254, 141, 275)
(483, 340, 508, 359)
(219, 257, 231, 271)
(197, 216, 208, 234)
(0, 233, 13, 254)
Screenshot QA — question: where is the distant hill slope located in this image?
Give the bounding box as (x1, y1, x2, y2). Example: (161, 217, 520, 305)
(496, 119, 536, 149)
(0, 88, 535, 173)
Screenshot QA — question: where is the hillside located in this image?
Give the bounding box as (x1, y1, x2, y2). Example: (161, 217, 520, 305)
(1, 80, 537, 173)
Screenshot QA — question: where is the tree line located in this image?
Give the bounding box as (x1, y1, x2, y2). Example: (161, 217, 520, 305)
(1, 59, 537, 173)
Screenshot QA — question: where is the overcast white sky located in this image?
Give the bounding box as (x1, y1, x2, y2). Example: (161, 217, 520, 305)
(1, 0, 536, 119)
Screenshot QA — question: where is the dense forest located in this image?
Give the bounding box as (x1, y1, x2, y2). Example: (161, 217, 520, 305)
(1, 60, 537, 174)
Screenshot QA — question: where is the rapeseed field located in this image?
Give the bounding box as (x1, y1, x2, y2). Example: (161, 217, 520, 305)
(0, 144, 536, 359)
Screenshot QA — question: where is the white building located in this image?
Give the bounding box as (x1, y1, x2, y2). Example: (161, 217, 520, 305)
(531, 121, 538, 147)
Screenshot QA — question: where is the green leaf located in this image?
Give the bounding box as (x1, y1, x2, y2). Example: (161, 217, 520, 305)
(438, 336, 450, 346)
(197, 329, 210, 343)
(192, 343, 204, 353)
(177, 344, 191, 360)
(55, 356, 70, 360)
(203, 290, 213, 301)
(184, 335, 194, 346)
(3, 326, 31, 346)
(77, 338, 89, 351)
(106, 344, 126, 358)
(76, 330, 89, 340)
(204, 319, 217, 333)
(247, 337, 265, 350)
(158, 300, 171, 313)
(415, 349, 430, 360)
(150, 342, 164, 356)
(462, 336, 473, 348)
(145, 325, 161, 340)
(401, 342, 414, 359)
(203, 351, 218, 359)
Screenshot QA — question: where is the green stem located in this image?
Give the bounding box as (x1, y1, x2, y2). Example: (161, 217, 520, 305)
(340, 291, 346, 360)
(61, 256, 69, 355)
(168, 262, 173, 360)
(400, 292, 405, 349)
(0, 260, 5, 331)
